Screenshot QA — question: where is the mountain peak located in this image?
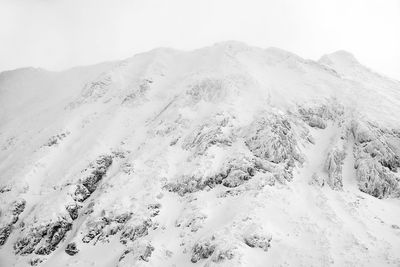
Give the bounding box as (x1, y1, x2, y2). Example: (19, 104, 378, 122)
(318, 50, 359, 67)
(212, 40, 249, 48)
(207, 40, 253, 54)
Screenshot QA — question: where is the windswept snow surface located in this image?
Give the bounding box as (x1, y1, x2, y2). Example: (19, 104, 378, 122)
(1, 42, 400, 266)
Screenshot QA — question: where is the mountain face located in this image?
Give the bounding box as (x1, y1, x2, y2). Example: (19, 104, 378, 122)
(1, 41, 400, 267)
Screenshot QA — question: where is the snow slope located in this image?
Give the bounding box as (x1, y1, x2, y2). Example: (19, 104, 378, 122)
(1, 41, 400, 267)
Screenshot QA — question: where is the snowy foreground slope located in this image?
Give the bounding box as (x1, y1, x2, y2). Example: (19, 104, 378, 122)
(1, 42, 400, 267)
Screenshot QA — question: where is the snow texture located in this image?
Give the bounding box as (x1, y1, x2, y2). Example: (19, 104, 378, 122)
(1, 42, 400, 266)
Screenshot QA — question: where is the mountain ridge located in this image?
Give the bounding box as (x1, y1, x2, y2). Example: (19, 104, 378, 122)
(0, 42, 400, 267)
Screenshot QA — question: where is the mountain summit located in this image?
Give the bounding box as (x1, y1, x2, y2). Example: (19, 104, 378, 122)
(1, 43, 400, 267)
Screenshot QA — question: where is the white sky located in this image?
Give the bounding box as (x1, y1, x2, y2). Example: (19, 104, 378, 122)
(1, 0, 399, 79)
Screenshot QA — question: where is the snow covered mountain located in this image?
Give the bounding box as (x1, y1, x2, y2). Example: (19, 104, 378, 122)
(1, 41, 400, 267)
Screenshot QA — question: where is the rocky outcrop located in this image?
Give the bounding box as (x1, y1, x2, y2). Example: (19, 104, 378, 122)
(190, 235, 238, 264)
(298, 102, 344, 129)
(80, 155, 113, 194)
(147, 203, 161, 217)
(191, 239, 216, 263)
(67, 154, 113, 221)
(29, 258, 44, 266)
(182, 114, 233, 155)
(65, 242, 79, 256)
(122, 78, 153, 105)
(206, 156, 257, 188)
(77, 210, 151, 247)
(120, 219, 152, 245)
(138, 244, 154, 262)
(66, 203, 81, 220)
(0, 225, 12, 246)
(82, 213, 133, 244)
(118, 242, 155, 266)
(14, 218, 72, 255)
(80, 73, 113, 101)
(355, 158, 398, 198)
(186, 78, 226, 104)
(165, 156, 257, 195)
(351, 121, 400, 198)
(166, 113, 311, 196)
(243, 234, 272, 251)
(73, 184, 91, 202)
(10, 153, 114, 257)
(0, 185, 11, 193)
(245, 115, 303, 166)
(43, 131, 70, 147)
(175, 209, 207, 233)
(325, 147, 346, 190)
(0, 198, 26, 246)
(210, 247, 235, 263)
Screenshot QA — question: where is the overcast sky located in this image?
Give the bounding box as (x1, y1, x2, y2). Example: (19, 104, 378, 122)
(1, 0, 399, 79)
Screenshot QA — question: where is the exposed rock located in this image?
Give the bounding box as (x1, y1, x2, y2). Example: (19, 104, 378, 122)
(14, 234, 41, 255)
(29, 258, 44, 266)
(0, 185, 11, 193)
(351, 121, 375, 144)
(121, 162, 134, 175)
(122, 78, 152, 105)
(165, 113, 312, 197)
(147, 204, 161, 217)
(139, 244, 154, 262)
(186, 78, 226, 103)
(191, 239, 216, 263)
(12, 199, 26, 217)
(73, 184, 91, 202)
(35, 220, 73, 255)
(65, 242, 79, 256)
(325, 147, 346, 190)
(211, 248, 235, 263)
(243, 234, 272, 251)
(182, 115, 233, 155)
(118, 243, 155, 265)
(298, 103, 343, 129)
(83, 201, 95, 215)
(0, 224, 12, 246)
(222, 169, 251, 188)
(120, 219, 152, 245)
(245, 115, 301, 165)
(14, 218, 72, 255)
(73, 155, 113, 202)
(119, 249, 131, 262)
(175, 211, 207, 233)
(165, 156, 258, 196)
(44, 131, 70, 147)
(82, 212, 136, 244)
(0, 199, 26, 246)
(355, 158, 398, 198)
(80, 73, 112, 101)
(66, 204, 81, 220)
(164, 175, 204, 196)
(299, 108, 327, 129)
(307, 116, 327, 129)
(115, 212, 133, 223)
(351, 121, 400, 198)
(244, 114, 306, 186)
(82, 218, 108, 244)
(204, 159, 252, 189)
(217, 188, 244, 198)
(82, 155, 113, 193)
